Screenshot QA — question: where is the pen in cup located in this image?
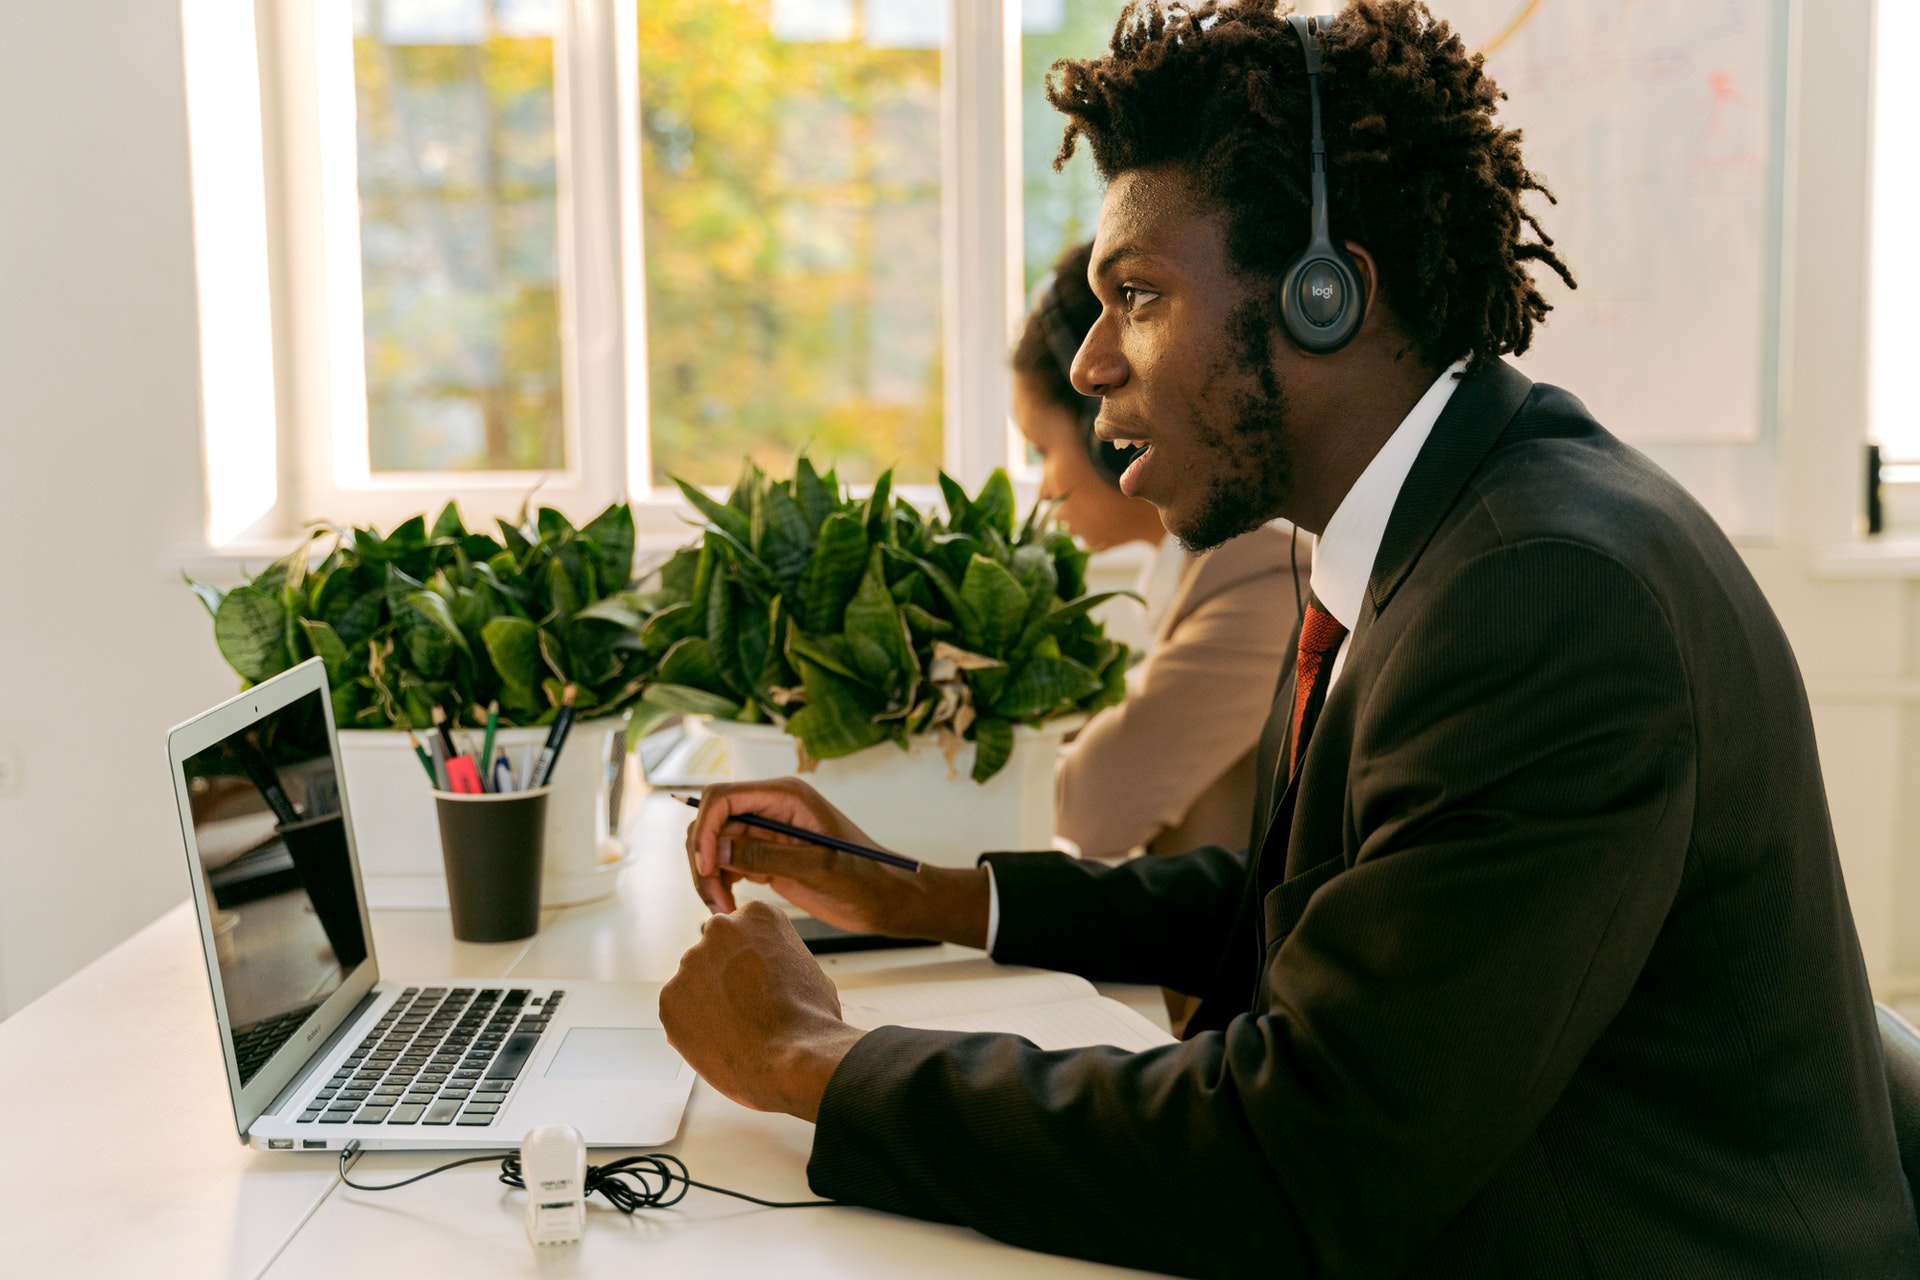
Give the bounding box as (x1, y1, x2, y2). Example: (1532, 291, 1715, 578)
(531, 685, 578, 789)
(479, 700, 499, 792)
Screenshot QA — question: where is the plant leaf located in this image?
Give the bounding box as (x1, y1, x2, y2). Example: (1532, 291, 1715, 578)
(497, 517, 533, 561)
(958, 554, 1028, 656)
(891, 549, 979, 641)
(755, 481, 815, 590)
(902, 603, 953, 637)
(536, 506, 575, 545)
(327, 585, 385, 648)
(864, 468, 894, 542)
(430, 501, 466, 541)
(1010, 543, 1059, 636)
(300, 618, 351, 679)
(581, 503, 635, 589)
(786, 627, 863, 682)
(184, 574, 225, 618)
(937, 472, 971, 530)
(786, 658, 889, 760)
(406, 591, 472, 656)
(213, 585, 292, 683)
(696, 524, 779, 596)
(971, 469, 1016, 539)
(251, 542, 309, 597)
(843, 547, 916, 697)
(794, 456, 835, 529)
(797, 511, 869, 633)
(993, 655, 1102, 720)
(573, 595, 644, 630)
(673, 476, 752, 545)
(970, 717, 1014, 782)
(641, 682, 741, 719)
(544, 557, 580, 622)
(482, 617, 542, 703)
(657, 635, 727, 694)
(1014, 589, 1141, 655)
(706, 572, 750, 698)
(638, 600, 703, 654)
(537, 627, 570, 684)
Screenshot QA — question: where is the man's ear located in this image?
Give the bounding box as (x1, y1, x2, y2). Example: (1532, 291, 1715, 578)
(1342, 241, 1380, 316)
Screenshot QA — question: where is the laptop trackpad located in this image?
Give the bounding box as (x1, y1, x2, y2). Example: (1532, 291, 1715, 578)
(543, 1027, 681, 1081)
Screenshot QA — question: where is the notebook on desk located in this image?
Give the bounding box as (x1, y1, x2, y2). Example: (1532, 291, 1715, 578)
(165, 659, 694, 1152)
(834, 960, 1177, 1053)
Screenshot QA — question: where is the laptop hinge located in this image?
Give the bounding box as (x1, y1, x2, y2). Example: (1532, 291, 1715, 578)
(260, 986, 384, 1119)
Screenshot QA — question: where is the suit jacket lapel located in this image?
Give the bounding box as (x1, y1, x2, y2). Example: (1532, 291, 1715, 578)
(1247, 361, 1537, 932)
(1255, 360, 1537, 847)
(1365, 359, 1535, 617)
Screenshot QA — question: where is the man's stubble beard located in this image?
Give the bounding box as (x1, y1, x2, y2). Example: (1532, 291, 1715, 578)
(1171, 297, 1295, 554)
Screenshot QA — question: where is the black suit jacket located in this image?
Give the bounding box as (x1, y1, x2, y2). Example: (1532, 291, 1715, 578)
(806, 361, 1920, 1277)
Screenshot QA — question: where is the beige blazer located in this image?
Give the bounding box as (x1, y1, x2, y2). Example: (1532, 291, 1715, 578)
(1054, 524, 1304, 860)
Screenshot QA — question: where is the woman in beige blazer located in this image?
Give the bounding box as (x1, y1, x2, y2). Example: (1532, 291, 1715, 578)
(1015, 242, 1304, 867)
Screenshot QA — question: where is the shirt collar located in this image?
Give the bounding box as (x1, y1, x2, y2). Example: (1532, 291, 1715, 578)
(1309, 360, 1468, 630)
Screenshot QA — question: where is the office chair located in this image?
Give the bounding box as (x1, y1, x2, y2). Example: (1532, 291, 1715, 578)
(1877, 1002, 1920, 1214)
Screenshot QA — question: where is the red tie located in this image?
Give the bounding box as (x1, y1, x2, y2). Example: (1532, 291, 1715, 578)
(1289, 600, 1349, 779)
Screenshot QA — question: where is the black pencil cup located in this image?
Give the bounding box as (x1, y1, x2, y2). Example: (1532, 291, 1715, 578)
(432, 788, 549, 943)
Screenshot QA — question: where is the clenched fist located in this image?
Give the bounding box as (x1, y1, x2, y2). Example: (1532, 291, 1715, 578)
(658, 899, 866, 1122)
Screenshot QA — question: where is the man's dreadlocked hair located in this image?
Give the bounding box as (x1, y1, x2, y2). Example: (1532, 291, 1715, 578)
(1048, 0, 1575, 373)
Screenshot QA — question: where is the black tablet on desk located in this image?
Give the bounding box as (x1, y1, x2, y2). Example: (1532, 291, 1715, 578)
(791, 915, 937, 954)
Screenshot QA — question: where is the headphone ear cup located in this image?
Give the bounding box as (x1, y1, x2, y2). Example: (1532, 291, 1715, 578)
(1277, 245, 1366, 354)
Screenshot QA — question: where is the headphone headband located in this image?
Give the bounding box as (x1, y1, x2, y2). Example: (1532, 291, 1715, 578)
(1278, 14, 1365, 354)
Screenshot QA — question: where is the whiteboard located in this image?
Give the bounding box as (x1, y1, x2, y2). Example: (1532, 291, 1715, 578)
(1439, 0, 1785, 445)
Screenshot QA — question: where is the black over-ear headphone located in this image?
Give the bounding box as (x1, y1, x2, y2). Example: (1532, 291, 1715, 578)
(1278, 13, 1365, 354)
(1032, 273, 1130, 486)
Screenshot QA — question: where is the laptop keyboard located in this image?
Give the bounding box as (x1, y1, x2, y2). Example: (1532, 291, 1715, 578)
(295, 986, 564, 1129)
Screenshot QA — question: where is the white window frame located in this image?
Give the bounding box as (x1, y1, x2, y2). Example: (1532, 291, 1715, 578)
(237, 0, 1025, 548)
(1871, 0, 1920, 468)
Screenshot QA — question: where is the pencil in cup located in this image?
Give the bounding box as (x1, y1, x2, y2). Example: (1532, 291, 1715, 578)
(676, 796, 921, 873)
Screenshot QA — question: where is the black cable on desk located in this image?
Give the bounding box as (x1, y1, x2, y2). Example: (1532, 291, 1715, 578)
(338, 1142, 839, 1212)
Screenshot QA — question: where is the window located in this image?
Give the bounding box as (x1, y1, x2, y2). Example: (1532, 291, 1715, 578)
(1871, 0, 1920, 468)
(636, 0, 948, 487)
(218, 1, 1032, 544)
(1019, 0, 1123, 292)
(351, 0, 566, 475)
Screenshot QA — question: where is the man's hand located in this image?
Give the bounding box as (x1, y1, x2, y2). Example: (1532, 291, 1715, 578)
(658, 900, 865, 1121)
(684, 777, 991, 947)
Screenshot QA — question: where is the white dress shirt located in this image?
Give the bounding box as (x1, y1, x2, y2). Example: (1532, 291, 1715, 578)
(1309, 360, 1466, 691)
(985, 360, 1467, 955)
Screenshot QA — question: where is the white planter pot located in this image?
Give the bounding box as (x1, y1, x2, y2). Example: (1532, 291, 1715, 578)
(337, 715, 632, 907)
(697, 716, 1081, 869)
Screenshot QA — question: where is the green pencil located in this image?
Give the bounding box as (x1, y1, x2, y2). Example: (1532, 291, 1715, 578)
(405, 730, 437, 784)
(480, 700, 499, 792)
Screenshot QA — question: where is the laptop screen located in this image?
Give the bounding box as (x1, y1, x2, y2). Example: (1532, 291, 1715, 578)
(181, 687, 367, 1086)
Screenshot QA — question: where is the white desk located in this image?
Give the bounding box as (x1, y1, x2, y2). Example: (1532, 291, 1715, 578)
(0, 793, 1163, 1279)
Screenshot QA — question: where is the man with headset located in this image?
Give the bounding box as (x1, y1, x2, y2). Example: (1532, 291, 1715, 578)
(661, 3, 1920, 1274)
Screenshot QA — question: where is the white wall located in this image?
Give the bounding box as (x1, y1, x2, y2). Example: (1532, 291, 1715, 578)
(0, 0, 239, 1015)
(0, 0, 1915, 1017)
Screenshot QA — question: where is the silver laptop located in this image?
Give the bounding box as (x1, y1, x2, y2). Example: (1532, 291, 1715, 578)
(166, 658, 693, 1151)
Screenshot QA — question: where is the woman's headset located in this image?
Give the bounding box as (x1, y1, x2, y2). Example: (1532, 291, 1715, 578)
(1278, 13, 1365, 354)
(1031, 272, 1131, 486)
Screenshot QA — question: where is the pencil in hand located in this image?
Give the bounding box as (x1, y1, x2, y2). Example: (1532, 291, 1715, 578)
(676, 795, 921, 873)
